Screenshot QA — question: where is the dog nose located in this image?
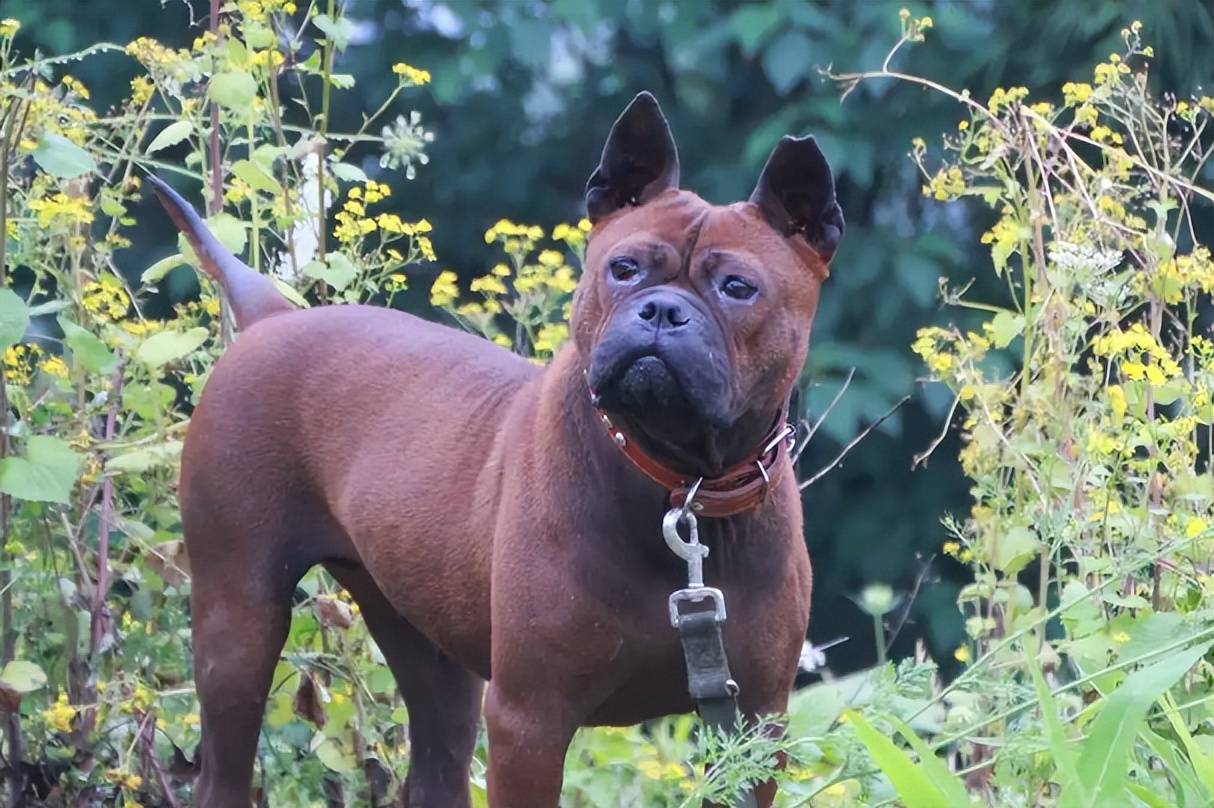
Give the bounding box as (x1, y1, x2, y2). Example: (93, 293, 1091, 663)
(638, 295, 691, 328)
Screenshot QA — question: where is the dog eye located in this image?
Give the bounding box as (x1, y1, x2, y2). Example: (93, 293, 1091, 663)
(609, 257, 640, 283)
(720, 275, 757, 300)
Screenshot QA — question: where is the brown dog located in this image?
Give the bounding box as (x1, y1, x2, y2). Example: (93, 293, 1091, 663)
(149, 91, 842, 807)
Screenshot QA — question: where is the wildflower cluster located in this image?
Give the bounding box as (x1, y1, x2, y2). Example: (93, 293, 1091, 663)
(0, 2, 444, 803)
(430, 218, 590, 360)
(392, 61, 431, 86)
(817, 16, 1214, 807)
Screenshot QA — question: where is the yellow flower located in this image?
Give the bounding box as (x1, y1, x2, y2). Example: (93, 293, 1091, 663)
(942, 541, 960, 557)
(533, 323, 569, 356)
(1121, 361, 1146, 381)
(430, 270, 459, 308)
(28, 193, 95, 229)
(925, 166, 966, 201)
(38, 355, 70, 380)
(988, 86, 1029, 115)
(1111, 631, 1130, 644)
(250, 48, 286, 69)
(1108, 384, 1127, 419)
(417, 236, 437, 262)
(104, 769, 143, 790)
(4, 344, 43, 385)
(42, 694, 77, 733)
(1185, 518, 1207, 539)
(492, 334, 513, 349)
(0, 18, 20, 38)
(60, 75, 90, 100)
(470, 275, 508, 296)
(81, 275, 131, 321)
(1062, 82, 1092, 105)
(953, 645, 972, 663)
(392, 62, 432, 86)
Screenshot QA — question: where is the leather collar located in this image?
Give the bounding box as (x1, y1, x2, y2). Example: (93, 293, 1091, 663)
(589, 393, 795, 518)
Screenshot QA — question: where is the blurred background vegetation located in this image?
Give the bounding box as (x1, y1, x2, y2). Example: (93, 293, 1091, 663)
(8, 0, 1214, 676)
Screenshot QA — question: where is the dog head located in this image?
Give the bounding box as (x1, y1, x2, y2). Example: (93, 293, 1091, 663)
(572, 92, 843, 473)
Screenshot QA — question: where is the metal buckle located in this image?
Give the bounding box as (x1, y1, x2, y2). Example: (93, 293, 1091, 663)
(762, 422, 796, 456)
(668, 586, 727, 628)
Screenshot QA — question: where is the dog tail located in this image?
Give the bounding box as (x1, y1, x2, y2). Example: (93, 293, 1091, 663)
(147, 175, 295, 330)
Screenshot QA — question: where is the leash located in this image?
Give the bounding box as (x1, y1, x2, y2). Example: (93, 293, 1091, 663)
(586, 381, 796, 804)
(663, 487, 759, 808)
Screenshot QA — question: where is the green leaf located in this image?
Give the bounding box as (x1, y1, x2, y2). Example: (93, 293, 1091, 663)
(328, 73, 356, 89)
(32, 133, 96, 178)
(313, 13, 354, 50)
(135, 327, 210, 368)
(208, 71, 258, 109)
(1139, 725, 1210, 807)
(1125, 784, 1172, 808)
(731, 4, 782, 57)
(760, 31, 813, 95)
(328, 161, 367, 183)
(146, 120, 193, 155)
(1069, 640, 1214, 807)
(313, 737, 357, 773)
(179, 212, 246, 260)
(846, 710, 968, 808)
(1159, 692, 1214, 797)
(887, 717, 971, 807)
(106, 441, 183, 474)
(58, 317, 117, 375)
(0, 288, 29, 348)
(271, 277, 310, 309)
(232, 159, 281, 194)
(243, 20, 276, 49)
(27, 300, 69, 318)
(0, 435, 81, 504)
(0, 660, 47, 693)
(1026, 643, 1082, 798)
(993, 525, 1038, 576)
(302, 253, 358, 292)
(989, 311, 1025, 349)
(141, 253, 188, 284)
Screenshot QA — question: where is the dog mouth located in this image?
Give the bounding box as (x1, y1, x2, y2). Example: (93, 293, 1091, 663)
(588, 342, 729, 430)
(612, 353, 685, 411)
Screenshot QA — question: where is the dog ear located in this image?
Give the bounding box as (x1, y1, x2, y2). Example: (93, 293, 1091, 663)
(585, 91, 680, 223)
(749, 135, 844, 263)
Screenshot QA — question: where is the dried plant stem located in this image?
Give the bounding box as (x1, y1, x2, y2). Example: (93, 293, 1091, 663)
(799, 396, 910, 490)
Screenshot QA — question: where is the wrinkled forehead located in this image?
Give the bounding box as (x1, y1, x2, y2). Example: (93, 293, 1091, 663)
(587, 190, 828, 282)
(586, 189, 710, 257)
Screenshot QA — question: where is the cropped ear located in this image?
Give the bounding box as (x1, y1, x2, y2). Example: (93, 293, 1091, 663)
(749, 135, 844, 262)
(585, 91, 680, 223)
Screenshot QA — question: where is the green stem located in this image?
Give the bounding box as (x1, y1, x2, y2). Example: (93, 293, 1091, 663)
(247, 113, 260, 274)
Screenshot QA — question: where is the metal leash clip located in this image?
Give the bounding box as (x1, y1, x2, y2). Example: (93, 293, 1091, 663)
(663, 480, 727, 628)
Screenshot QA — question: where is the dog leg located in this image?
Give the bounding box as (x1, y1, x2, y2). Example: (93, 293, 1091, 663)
(327, 563, 483, 808)
(483, 684, 575, 807)
(190, 564, 296, 807)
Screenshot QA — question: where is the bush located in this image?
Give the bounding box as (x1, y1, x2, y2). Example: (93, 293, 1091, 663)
(0, 3, 1211, 806)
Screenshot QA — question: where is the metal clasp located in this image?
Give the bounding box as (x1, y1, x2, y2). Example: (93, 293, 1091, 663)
(663, 507, 708, 587)
(663, 505, 728, 628)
